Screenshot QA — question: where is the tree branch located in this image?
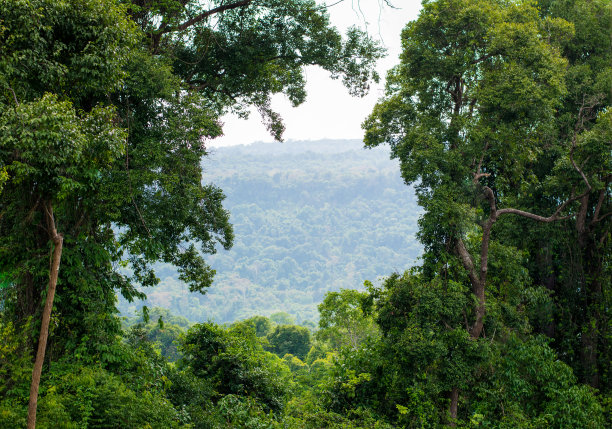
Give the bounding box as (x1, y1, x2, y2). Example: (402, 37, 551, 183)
(472, 142, 489, 184)
(497, 207, 572, 222)
(479, 187, 498, 286)
(455, 238, 478, 291)
(592, 176, 610, 224)
(8, 87, 19, 106)
(170, 0, 253, 33)
(455, 236, 485, 339)
(496, 187, 585, 222)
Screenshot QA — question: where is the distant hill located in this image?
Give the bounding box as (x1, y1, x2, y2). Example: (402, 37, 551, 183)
(119, 139, 422, 323)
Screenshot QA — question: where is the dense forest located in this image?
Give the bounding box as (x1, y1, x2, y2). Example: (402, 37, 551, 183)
(119, 139, 422, 323)
(0, 0, 610, 428)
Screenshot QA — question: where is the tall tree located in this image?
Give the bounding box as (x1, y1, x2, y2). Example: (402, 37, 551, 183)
(0, 94, 127, 429)
(363, 0, 610, 418)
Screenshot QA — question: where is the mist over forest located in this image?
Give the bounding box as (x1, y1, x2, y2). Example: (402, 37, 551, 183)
(120, 139, 422, 323)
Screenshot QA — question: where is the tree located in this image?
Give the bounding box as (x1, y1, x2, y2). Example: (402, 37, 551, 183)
(241, 315, 274, 337)
(1, 1, 384, 424)
(180, 322, 292, 413)
(270, 311, 297, 325)
(363, 0, 610, 414)
(317, 288, 378, 350)
(322, 274, 604, 427)
(507, 0, 612, 389)
(0, 93, 128, 428)
(267, 324, 311, 360)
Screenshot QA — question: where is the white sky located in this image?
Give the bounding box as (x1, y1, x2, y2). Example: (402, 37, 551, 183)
(211, 0, 422, 147)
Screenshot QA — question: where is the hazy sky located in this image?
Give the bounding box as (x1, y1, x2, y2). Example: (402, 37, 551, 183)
(211, 0, 422, 147)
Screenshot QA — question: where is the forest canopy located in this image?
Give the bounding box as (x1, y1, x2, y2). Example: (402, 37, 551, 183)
(0, 0, 610, 428)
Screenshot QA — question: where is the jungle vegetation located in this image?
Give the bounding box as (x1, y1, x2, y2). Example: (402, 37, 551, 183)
(0, 0, 609, 427)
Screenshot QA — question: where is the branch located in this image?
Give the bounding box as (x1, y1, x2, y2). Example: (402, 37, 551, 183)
(455, 238, 479, 292)
(570, 132, 591, 193)
(8, 87, 19, 106)
(596, 211, 612, 223)
(44, 200, 59, 241)
(171, 0, 253, 33)
(473, 173, 490, 183)
(592, 176, 611, 224)
(496, 188, 586, 223)
(480, 187, 498, 284)
(497, 207, 572, 222)
(472, 142, 489, 184)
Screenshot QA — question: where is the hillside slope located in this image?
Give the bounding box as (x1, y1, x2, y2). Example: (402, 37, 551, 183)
(120, 139, 421, 323)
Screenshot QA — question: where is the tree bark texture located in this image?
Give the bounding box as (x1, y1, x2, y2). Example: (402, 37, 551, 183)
(27, 202, 63, 429)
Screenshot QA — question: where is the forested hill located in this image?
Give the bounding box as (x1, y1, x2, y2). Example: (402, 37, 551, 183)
(119, 139, 422, 323)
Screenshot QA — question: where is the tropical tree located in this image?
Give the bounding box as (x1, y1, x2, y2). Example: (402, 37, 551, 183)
(362, 0, 610, 414)
(267, 324, 312, 360)
(317, 288, 378, 350)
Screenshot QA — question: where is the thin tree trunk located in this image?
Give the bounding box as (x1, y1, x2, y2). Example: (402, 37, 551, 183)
(449, 386, 459, 426)
(27, 202, 63, 429)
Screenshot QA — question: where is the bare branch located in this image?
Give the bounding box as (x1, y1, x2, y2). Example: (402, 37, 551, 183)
(496, 187, 588, 222)
(570, 133, 592, 192)
(597, 211, 612, 222)
(171, 0, 252, 33)
(497, 207, 571, 222)
(473, 173, 490, 183)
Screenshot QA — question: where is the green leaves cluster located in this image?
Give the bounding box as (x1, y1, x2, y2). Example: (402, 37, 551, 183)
(322, 271, 604, 427)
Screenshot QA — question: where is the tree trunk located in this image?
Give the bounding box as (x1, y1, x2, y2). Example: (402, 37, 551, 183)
(455, 237, 486, 339)
(27, 202, 63, 429)
(578, 236, 603, 389)
(449, 386, 459, 426)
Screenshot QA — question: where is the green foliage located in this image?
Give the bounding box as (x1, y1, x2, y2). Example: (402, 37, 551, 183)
(123, 307, 190, 361)
(36, 365, 185, 429)
(267, 324, 311, 361)
(322, 272, 606, 427)
(205, 394, 277, 429)
(126, 0, 384, 139)
(1, 0, 383, 366)
(0, 318, 32, 399)
(317, 288, 379, 350)
(363, 0, 568, 252)
(363, 0, 610, 394)
(241, 315, 274, 337)
(270, 311, 296, 325)
(0, 0, 137, 105)
(181, 322, 293, 413)
(472, 335, 605, 428)
(0, 1, 608, 428)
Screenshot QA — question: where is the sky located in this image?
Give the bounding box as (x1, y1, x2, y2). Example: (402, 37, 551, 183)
(211, 0, 422, 147)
